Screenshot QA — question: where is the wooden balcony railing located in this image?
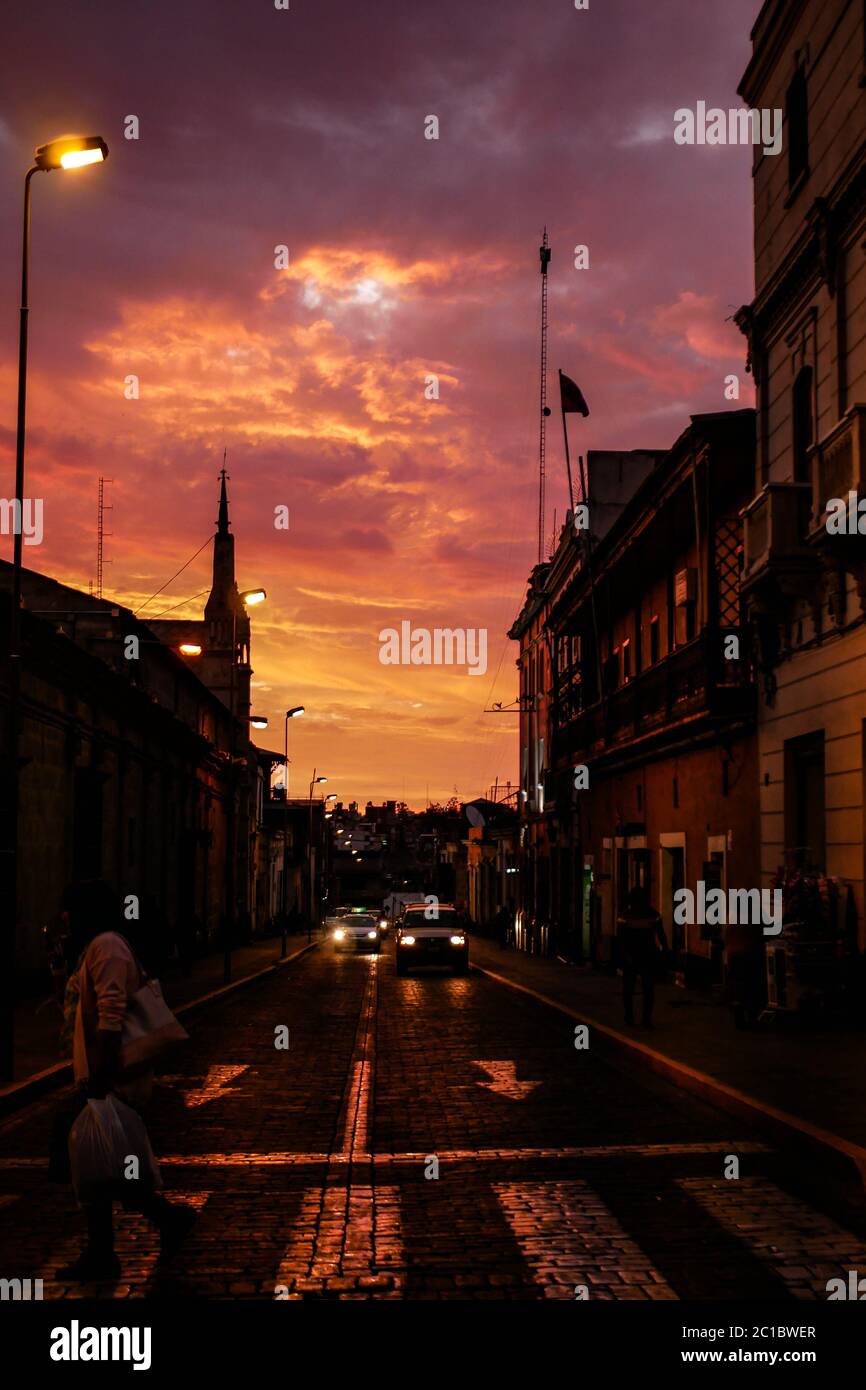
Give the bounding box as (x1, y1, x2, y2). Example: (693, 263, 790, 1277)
(553, 628, 752, 760)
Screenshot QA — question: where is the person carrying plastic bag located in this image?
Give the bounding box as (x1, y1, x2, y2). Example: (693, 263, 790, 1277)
(56, 880, 197, 1283)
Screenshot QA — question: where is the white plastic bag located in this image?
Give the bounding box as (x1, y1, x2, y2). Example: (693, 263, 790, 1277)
(68, 1095, 163, 1204)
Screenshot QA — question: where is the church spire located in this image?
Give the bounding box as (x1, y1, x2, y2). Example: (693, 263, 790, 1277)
(205, 455, 238, 623)
(217, 454, 230, 537)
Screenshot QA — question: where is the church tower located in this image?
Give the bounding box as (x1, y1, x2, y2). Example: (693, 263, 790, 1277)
(148, 467, 254, 736)
(203, 467, 251, 731)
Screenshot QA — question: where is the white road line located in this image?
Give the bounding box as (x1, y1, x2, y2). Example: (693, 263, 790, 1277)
(274, 1182, 402, 1298)
(679, 1176, 866, 1300)
(494, 1179, 677, 1301)
(274, 961, 404, 1298)
(337, 959, 377, 1158)
(0, 1140, 772, 1170)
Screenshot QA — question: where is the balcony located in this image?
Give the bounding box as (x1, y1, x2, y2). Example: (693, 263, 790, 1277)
(740, 481, 818, 601)
(806, 407, 866, 600)
(809, 404, 866, 533)
(556, 630, 753, 764)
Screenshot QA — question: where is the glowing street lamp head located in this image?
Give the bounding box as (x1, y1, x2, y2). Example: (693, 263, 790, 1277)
(250, 715, 269, 729)
(240, 588, 266, 607)
(325, 793, 337, 802)
(35, 135, 109, 172)
(314, 776, 327, 785)
(286, 705, 304, 719)
(179, 643, 202, 656)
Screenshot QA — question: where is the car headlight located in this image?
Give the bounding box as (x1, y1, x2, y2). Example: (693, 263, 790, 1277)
(333, 929, 345, 941)
(450, 935, 466, 945)
(378, 919, 387, 928)
(400, 935, 415, 946)
(367, 930, 377, 939)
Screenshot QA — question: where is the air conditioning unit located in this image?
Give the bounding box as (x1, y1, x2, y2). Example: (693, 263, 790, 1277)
(675, 568, 697, 606)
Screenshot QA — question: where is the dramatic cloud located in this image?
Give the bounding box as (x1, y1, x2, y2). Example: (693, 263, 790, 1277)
(0, 0, 758, 805)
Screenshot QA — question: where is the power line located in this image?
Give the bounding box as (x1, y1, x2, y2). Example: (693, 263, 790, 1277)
(147, 587, 211, 620)
(135, 535, 213, 614)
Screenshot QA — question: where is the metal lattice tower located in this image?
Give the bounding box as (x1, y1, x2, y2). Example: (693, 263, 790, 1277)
(537, 229, 551, 563)
(96, 476, 113, 599)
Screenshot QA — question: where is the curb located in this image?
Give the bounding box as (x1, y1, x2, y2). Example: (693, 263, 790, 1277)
(473, 961, 866, 1193)
(0, 940, 319, 1120)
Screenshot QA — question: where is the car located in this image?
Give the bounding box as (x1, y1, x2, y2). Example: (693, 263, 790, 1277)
(395, 903, 469, 975)
(328, 913, 381, 953)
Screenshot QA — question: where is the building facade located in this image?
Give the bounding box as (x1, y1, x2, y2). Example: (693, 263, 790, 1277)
(737, 0, 866, 949)
(510, 411, 761, 989)
(1, 474, 279, 986)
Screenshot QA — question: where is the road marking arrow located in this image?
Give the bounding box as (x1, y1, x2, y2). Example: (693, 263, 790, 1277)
(474, 1061, 540, 1100)
(174, 1064, 249, 1108)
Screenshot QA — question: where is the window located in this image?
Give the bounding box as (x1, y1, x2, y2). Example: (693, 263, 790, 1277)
(649, 616, 660, 665)
(786, 64, 808, 189)
(792, 365, 813, 486)
(604, 648, 620, 693)
(784, 730, 825, 871)
(621, 639, 632, 682)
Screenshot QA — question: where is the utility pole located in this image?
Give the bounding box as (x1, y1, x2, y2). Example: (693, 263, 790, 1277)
(537, 229, 551, 563)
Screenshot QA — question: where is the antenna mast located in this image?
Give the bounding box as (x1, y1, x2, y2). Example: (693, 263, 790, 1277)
(96, 476, 113, 599)
(537, 229, 551, 563)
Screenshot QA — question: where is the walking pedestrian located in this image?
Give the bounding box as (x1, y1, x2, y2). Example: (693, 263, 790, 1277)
(54, 879, 196, 1282)
(493, 904, 510, 948)
(616, 886, 668, 1029)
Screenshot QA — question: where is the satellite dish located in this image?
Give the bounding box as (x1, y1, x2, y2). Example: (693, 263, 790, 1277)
(465, 805, 486, 828)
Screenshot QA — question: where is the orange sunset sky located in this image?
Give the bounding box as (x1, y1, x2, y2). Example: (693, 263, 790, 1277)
(1, 0, 757, 807)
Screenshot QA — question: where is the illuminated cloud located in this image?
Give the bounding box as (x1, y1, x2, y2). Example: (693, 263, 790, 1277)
(0, 0, 758, 803)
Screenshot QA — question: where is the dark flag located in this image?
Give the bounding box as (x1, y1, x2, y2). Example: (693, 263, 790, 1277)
(559, 372, 590, 417)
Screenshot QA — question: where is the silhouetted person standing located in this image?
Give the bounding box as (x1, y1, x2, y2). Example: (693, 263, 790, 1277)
(617, 886, 667, 1029)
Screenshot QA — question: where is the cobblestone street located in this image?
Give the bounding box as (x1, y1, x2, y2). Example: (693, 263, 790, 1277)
(2, 944, 866, 1301)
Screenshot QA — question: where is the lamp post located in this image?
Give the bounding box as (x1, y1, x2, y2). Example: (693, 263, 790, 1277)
(323, 794, 336, 918)
(224, 587, 265, 985)
(281, 706, 304, 958)
(308, 771, 327, 942)
(1, 135, 108, 1081)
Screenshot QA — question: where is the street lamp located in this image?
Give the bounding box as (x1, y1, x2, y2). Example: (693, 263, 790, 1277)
(35, 134, 108, 171)
(281, 705, 304, 958)
(224, 586, 266, 985)
(308, 772, 327, 940)
(250, 715, 268, 730)
(2, 133, 108, 1080)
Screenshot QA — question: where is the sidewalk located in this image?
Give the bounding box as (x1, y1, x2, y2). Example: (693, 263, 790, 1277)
(470, 936, 866, 1171)
(9, 934, 317, 1086)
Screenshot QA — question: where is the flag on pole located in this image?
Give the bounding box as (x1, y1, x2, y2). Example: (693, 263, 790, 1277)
(559, 372, 590, 417)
